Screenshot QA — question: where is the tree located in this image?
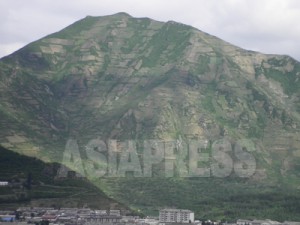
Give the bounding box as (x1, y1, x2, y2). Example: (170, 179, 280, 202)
(27, 172, 32, 190)
(15, 211, 21, 221)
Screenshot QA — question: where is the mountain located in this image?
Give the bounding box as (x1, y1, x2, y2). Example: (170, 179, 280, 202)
(1, 12, 300, 220)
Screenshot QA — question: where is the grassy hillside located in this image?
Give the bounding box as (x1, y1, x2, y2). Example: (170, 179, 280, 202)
(98, 177, 300, 221)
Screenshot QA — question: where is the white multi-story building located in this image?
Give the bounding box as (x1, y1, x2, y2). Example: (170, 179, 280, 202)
(0, 181, 8, 186)
(159, 209, 194, 223)
(109, 210, 121, 216)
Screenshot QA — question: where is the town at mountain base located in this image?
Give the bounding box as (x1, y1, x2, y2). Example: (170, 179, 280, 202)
(0, 13, 300, 220)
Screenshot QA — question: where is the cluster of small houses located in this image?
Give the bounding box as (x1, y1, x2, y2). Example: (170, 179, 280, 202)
(0, 208, 142, 225)
(0, 208, 299, 225)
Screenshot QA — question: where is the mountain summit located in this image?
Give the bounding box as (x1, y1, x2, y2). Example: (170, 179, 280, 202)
(1, 13, 300, 220)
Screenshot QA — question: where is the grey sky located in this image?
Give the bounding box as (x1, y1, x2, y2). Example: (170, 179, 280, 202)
(1, 0, 300, 61)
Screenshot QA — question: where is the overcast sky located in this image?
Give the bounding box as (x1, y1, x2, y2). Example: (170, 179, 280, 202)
(1, 0, 300, 61)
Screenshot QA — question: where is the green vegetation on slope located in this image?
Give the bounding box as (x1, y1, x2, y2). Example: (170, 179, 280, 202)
(99, 177, 300, 222)
(0, 13, 300, 220)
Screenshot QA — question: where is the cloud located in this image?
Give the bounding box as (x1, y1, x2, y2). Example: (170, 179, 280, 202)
(1, 0, 300, 61)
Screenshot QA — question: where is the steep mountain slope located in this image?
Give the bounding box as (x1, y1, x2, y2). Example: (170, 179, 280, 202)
(1, 12, 300, 220)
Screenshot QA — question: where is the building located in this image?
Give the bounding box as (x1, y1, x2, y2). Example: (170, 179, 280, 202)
(0, 181, 8, 186)
(236, 219, 283, 225)
(41, 214, 58, 222)
(0, 215, 15, 222)
(283, 222, 300, 225)
(252, 220, 282, 225)
(159, 209, 194, 223)
(82, 215, 122, 224)
(237, 219, 252, 225)
(109, 210, 121, 216)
